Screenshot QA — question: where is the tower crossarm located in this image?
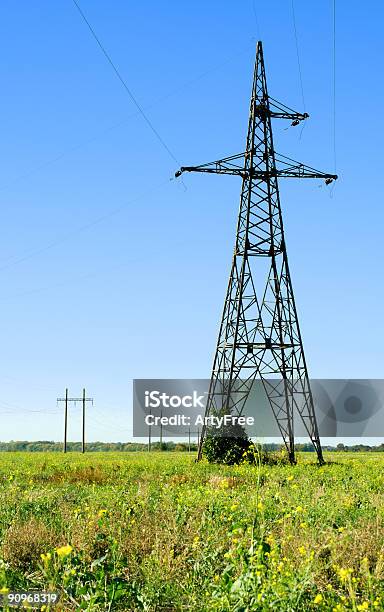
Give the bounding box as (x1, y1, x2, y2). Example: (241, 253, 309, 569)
(175, 151, 246, 178)
(175, 151, 338, 183)
(273, 153, 338, 181)
(261, 96, 309, 122)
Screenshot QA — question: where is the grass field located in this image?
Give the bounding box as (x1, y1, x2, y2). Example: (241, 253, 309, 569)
(0, 451, 383, 611)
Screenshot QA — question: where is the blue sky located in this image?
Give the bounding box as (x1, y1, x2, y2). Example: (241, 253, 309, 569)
(0, 0, 383, 442)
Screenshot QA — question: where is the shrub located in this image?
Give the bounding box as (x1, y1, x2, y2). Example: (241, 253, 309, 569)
(202, 422, 251, 465)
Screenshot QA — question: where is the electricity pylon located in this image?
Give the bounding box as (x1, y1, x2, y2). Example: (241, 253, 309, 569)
(176, 42, 337, 465)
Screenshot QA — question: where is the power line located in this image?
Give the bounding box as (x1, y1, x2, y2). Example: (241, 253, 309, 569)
(332, 0, 337, 175)
(0, 177, 171, 274)
(291, 0, 306, 112)
(0, 41, 252, 194)
(71, 0, 180, 166)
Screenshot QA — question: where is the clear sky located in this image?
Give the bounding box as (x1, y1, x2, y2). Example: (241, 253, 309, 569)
(0, 0, 383, 443)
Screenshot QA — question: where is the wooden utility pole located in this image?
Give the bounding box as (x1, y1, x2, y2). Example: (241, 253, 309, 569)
(185, 429, 200, 452)
(57, 389, 93, 453)
(63, 388, 68, 453)
(82, 388, 86, 453)
(148, 409, 152, 452)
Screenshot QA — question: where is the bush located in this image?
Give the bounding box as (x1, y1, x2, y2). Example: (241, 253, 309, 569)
(202, 421, 290, 466)
(202, 422, 252, 465)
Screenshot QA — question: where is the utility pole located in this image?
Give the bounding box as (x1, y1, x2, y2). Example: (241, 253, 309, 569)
(148, 409, 152, 452)
(81, 388, 93, 453)
(57, 389, 93, 453)
(63, 388, 68, 454)
(185, 429, 200, 452)
(176, 42, 337, 465)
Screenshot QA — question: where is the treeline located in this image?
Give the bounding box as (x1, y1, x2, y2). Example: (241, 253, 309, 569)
(0, 441, 383, 453)
(0, 441, 198, 452)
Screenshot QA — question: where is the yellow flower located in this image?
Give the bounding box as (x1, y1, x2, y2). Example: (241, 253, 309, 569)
(295, 505, 304, 513)
(56, 545, 73, 558)
(338, 567, 352, 581)
(313, 593, 323, 604)
(287, 475, 294, 481)
(98, 509, 107, 518)
(230, 503, 238, 511)
(298, 546, 306, 555)
(0, 587, 9, 593)
(357, 603, 369, 611)
(40, 552, 52, 563)
(257, 501, 263, 510)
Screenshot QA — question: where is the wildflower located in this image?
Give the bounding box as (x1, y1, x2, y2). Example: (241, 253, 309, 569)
(230, 503, 238, 511)
(287, 475, 294, 481)
(338, 567, 352, 581)
(357, 603, 369, 611)
(257, 501, 263, 510)
(55, 545, 73, 558)
(40, 552, 52, 563)
(313, 593, 323, 604)
(338, 526, 345, 533)
(295, 505, 304, 513)
(298, 546, 306, 555)
(98, 509, 107, 518)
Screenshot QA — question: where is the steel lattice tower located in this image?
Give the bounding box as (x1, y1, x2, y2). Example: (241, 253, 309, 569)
(176, 42, 337, 464)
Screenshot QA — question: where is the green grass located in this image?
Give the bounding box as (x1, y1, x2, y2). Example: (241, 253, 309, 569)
(0, 451, 383, 610)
